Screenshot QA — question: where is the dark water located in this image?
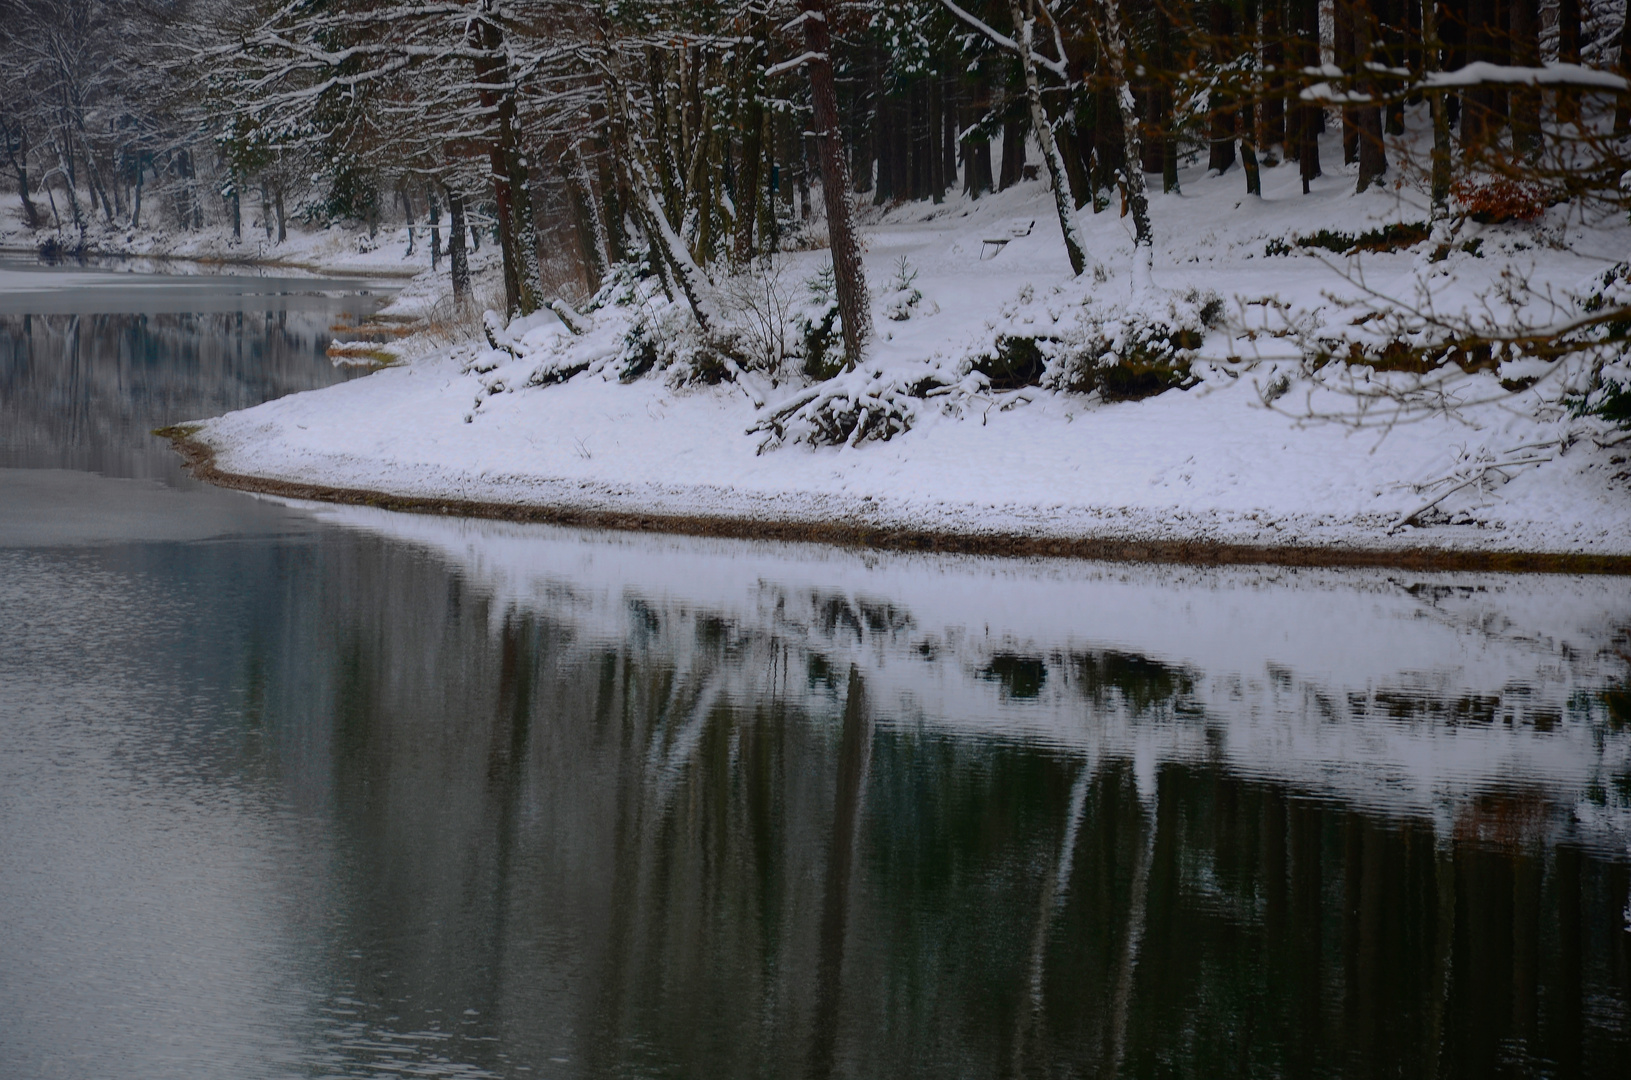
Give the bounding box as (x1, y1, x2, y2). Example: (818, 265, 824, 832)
(2, 263, 1630, 1079)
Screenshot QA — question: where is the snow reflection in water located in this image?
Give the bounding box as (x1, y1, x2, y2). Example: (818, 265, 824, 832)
(6, 505, 1627, 1079)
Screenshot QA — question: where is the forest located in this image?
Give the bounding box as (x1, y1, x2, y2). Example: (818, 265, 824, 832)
(4, 0, 1631, 440)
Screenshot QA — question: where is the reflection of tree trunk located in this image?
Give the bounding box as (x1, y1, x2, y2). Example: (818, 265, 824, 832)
(1106, 774, 1158, 1078)
(806, 667, 872, 1080)
(1553, 846, 1582, 1077)
(1011, 764, 1093, 1074)
(1427, 841, 1454, 1080)
(1289, 802, 1323, 1074)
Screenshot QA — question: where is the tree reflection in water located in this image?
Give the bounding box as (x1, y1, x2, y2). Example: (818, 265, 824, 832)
(219, 516, 1629, 1078)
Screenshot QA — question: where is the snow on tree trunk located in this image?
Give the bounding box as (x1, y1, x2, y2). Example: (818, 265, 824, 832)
(470, 0, 542, 317)
(1008, 0, 1095, 278)
(1420, 0, 1453, 223)
(801, 0, 874, 368)
(608, 68, 724, 332)
(1094, 0, 1155, 290)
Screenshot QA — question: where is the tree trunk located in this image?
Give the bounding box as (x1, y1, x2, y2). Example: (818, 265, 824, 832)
(1556, 0, 1581, 126)
(1510, 0, 1540, 154)
(1208, 1, 1238, 175)
(1616, 3, 1631, 135)
(445, 183, 471, 303)
(1296, 0, 1322, 192)
(1336, 0, 1359, 165)
(801, 0, 874, 367)
(1240, 0, 1263, 194)
(426, 183, 442, 269)
(734, 53, 766, 264)
(1261, 0, 1286, 157)
(1097, 0, 1156, 289)
(572, 143, 612, 282)
(399, 182, 415, 256)
(1000, 108, 1028, 189)
(1354, 0, 1388, 191)
(1008, 0, 1092, 275)
(2, 123, 39, 228)
(1461, 0, 1493, 155)
(469, 0, 542, 316)
(274, 184, 287, 243)
(130, 159, 142, 230)
(1422, 0, 1453, 222)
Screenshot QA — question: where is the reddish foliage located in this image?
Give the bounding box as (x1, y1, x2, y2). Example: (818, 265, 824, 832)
(1451, 177, 1550, 224)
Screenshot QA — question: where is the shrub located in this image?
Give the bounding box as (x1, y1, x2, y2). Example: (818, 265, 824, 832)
(1451, 177, 1550, 224)
(1041, 289, 1221, 401)
(971, 335, 1047, 389)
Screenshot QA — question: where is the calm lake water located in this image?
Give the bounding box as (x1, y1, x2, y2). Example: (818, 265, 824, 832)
(2, 259, 1629, 1079)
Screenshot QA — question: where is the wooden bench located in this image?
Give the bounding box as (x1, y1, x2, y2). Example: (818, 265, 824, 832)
(980, 220, 1035, 259)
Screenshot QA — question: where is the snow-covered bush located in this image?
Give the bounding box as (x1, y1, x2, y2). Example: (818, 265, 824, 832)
(965, 288, 1222, 401)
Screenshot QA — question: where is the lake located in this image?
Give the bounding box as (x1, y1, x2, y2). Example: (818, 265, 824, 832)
(2, 259, 1628, 1078)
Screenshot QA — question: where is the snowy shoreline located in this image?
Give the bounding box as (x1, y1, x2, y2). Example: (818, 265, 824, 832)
(161, 424, 1631, 573)
(153, 162, 1630, 571)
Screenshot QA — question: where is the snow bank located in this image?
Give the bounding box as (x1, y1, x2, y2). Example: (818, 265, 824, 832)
(179, 123, 1631, 560)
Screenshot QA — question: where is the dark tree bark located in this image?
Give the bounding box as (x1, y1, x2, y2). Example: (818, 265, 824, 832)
(1296, 0, 1322, 191)
(1354, 0, 1389, 190)
(1261, 0, 1286, 155)
(1208, 0, 1238, 175)
(999, 108, 1028, 189)
(426, 182, 443, 270)
(1617, 2, 1631, 135)
(1461, 0, 1496, 155)
(1240, 0, 1263, 194)
(1556, 0, 1581, 126)
(469, 0, 542, 316)
(734, 75, 766, 263)
(1510, 0, 1540, 154)
(800, 0, 873, 366)
(1, 121, 39, 228)
(872, 90, 893, 204)
(444, 183, 471, 303)
(1336, 0, 1360, 164)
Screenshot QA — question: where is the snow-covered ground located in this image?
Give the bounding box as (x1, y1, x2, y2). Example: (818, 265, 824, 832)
(36, 125, 1628, 559)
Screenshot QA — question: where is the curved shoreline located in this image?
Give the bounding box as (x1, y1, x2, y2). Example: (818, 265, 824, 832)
(160, 430, 1631, 576)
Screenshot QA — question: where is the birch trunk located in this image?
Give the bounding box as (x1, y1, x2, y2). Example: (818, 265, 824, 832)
(1094, 0, 1156, 290)
(1008, 0, 1094, 277)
